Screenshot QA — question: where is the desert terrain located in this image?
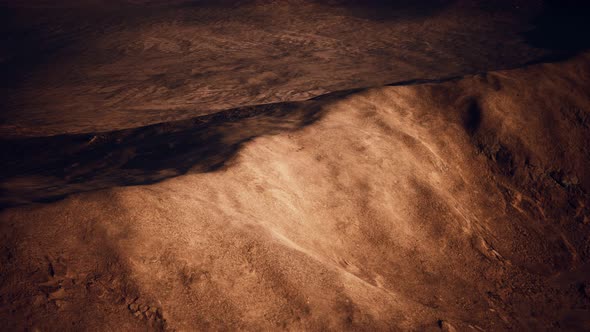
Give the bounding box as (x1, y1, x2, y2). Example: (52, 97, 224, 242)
(1, 0, 588, 137)
(1, 1, 590, 331)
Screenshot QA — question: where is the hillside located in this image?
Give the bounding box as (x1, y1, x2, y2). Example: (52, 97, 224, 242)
(1, 53, 589, 330)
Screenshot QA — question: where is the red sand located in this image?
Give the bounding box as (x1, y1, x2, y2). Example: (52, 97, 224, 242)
(1, 54, 590, 330)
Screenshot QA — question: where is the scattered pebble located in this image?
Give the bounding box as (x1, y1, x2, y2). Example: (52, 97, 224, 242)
(438, 320, 457, 332)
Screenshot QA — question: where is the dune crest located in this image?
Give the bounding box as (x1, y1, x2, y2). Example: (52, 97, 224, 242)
(1, 53, 590, 330)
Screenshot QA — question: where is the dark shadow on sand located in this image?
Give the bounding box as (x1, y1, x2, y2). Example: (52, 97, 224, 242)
(0, 90, 359, 209)
(523, 0, 590, 61)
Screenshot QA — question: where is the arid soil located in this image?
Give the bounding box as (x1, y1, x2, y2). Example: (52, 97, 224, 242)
(1, 52, 590, 330)
(2, 0, 587, 137)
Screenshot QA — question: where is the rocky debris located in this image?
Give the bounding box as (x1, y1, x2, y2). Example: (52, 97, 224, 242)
(128, 299, 165, 326)
(549, 170, 580, 189)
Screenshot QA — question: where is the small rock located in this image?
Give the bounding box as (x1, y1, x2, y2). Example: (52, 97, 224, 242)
(438, 320, 457, 332)
(48, 288, 67, 300)
(54, 300, 66, 309)
(140, 304, 149, 313)
(128, 303, 139, 312)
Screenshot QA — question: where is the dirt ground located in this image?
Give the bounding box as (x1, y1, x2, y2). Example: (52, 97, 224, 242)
(1, 52, 590, 330)
(3, 0, 587, 137)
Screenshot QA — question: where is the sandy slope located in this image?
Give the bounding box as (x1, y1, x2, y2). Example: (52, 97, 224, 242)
(1, 53, 589, 330)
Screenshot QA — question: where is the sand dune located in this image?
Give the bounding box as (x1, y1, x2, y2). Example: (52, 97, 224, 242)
(1, 53, 589, 330)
